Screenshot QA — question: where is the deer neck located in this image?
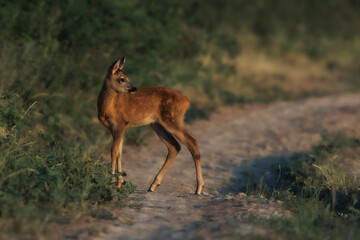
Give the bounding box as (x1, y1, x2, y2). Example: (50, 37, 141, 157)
(97, 81, 117, 118)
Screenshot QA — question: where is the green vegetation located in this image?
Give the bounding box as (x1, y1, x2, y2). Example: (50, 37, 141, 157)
(1, 0, 359, 142)
(245, 133, 360, 239)
(1, 0, 360, 237)
(0, 94, 134, 237)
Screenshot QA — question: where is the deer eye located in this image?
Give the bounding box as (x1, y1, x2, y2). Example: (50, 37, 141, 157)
(118, 78, 126, 83)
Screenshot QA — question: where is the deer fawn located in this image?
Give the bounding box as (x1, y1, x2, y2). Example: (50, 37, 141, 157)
(97, 56, 204, 194)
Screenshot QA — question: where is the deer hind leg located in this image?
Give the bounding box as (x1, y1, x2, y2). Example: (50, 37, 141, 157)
(161, 122, 204, 194)
(111, 127, 126, 188)
(149, 123, 181, 192)
(180, 130, 204, 194)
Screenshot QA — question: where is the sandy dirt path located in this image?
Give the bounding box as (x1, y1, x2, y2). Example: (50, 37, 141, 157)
(94, 93, 360, 240)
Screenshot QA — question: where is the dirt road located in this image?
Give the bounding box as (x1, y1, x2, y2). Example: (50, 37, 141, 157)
(94, 93, 360, 240)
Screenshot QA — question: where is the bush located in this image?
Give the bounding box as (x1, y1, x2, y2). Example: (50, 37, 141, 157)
(0, 94, 133, 236)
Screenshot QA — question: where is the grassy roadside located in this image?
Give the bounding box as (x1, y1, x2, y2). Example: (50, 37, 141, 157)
(0, 94, 134, 238)
(244, 133, 360, 239)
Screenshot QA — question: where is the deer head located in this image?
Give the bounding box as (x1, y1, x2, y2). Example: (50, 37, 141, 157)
(106, 56, 137, 94)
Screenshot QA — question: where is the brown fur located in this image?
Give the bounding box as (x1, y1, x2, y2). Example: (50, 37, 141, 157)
(97, 57, 204, 194)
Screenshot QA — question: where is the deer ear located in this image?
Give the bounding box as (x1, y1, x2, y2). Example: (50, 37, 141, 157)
(108, 56, 126, 75)
(119, 56, 126, 70)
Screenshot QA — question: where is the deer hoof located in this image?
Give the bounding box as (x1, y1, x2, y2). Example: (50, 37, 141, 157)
(116, 176, 124, 189)
(148, 183, 160, 192)
(148, 178, 161, 192)
(195, 184, 204, 195)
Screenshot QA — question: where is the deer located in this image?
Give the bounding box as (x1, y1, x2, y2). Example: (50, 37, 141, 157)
(97, 56, 204, 194)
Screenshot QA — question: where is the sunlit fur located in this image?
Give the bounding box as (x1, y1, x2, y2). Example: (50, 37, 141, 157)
(97, 57, 204, 194)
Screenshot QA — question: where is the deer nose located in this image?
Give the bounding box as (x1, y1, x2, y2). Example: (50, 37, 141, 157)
(129, 86, 137, 93)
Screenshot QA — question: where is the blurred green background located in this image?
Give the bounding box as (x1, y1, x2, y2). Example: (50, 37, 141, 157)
(1, 0, 360, 237)
(1, 0, 360, 143)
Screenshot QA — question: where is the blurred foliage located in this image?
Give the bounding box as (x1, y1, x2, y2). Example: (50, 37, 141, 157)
(1, 0, 360, 143)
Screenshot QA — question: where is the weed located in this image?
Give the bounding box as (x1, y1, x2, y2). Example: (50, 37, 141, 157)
(245, 133, 360, 239)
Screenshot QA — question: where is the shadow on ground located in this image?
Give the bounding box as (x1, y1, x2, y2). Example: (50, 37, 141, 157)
(218, 152, 302, 196)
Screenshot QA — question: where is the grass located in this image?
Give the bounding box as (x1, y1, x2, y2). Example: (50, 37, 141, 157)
(0, 94, 134, 238)
(244, 133, 360, 239)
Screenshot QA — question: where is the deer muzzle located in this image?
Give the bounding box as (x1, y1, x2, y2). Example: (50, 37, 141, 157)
(129, 86, 137, 93)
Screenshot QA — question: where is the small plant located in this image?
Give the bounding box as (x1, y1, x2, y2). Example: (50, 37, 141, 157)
(288, 134, 360, 212)
(245, 133, 360, 239)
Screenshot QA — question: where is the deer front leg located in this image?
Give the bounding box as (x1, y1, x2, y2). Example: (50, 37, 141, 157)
(111, 127, 126, 188)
